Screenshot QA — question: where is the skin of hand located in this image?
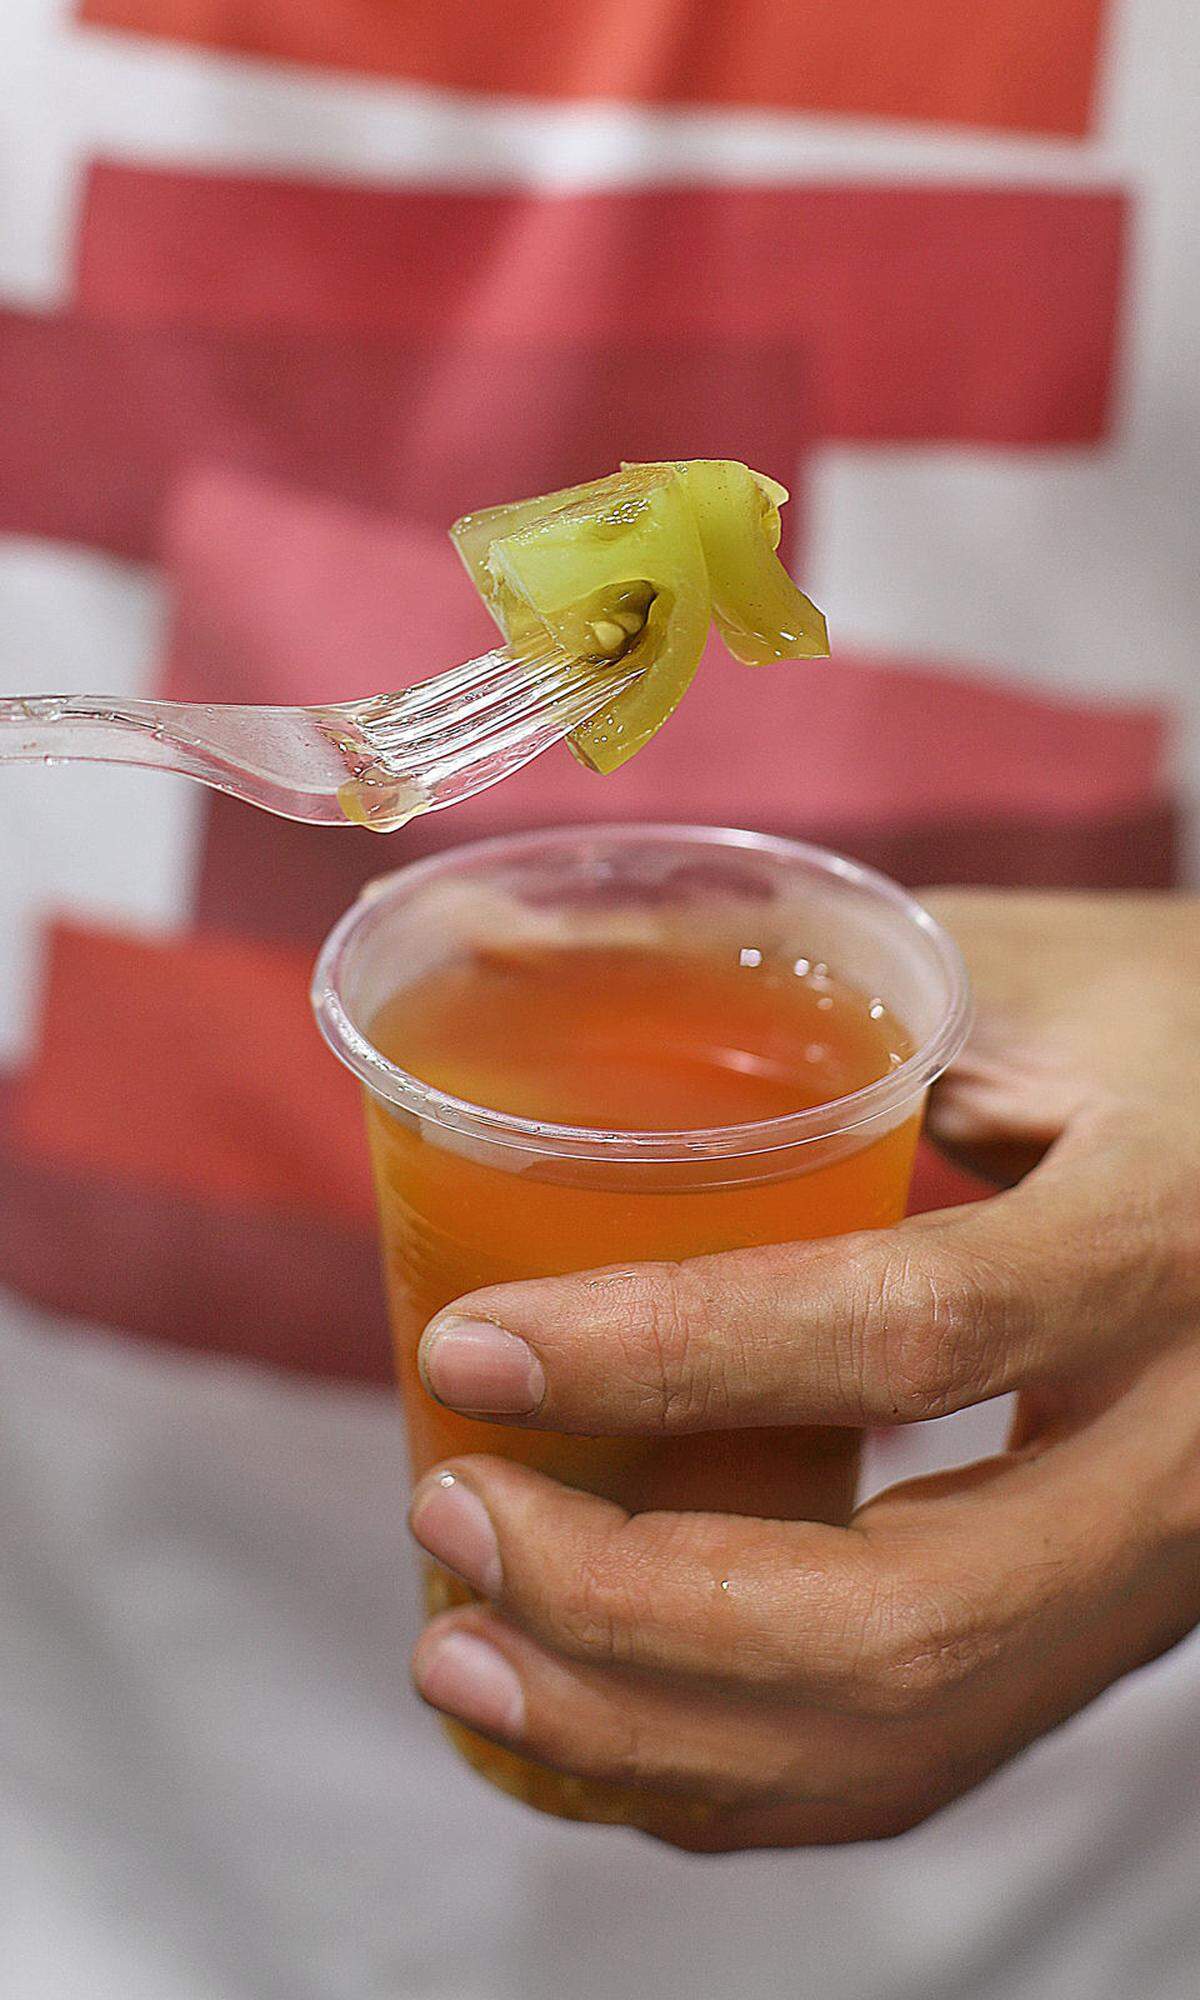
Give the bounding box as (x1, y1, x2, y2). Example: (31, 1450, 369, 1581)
(406, 893, 1200, 1851)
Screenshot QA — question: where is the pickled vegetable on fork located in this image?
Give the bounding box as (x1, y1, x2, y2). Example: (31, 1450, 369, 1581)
(450, 459, 829, 775)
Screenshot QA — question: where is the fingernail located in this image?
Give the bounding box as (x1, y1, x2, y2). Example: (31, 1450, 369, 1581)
(419, 1317, 545, 1416)
(410, 1472, 503, 1597)
(415, 1629, 525, 1738)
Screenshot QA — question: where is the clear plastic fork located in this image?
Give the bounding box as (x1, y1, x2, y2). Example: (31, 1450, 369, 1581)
(0, 640, 643, 831)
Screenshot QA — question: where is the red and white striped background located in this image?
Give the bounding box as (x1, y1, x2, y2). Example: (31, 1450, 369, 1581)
(1, 0, 1197, 1379)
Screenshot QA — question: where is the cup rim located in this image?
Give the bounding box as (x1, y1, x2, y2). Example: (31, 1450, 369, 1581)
(310, 823, 971, 1163)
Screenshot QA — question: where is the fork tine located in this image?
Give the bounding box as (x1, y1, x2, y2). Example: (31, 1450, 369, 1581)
(396, 662, 606, 757)
(410, 659, 640, 793)
(391, 656, 634, 768)
(377, 636, 569, 728)
(338, 644, 519, 732)
(361, 646, 626, 755)
(388, 644, 597, 746)
(382, 643, 518, 718)
(334, 646, 546, 747)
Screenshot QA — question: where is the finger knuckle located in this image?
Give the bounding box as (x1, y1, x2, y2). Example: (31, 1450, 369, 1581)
(555, 1554, 626, 1665)
(552, 1521, 655, 1667)
(590, 1707, 659, 1790)
(526, 1698, 656, 1795)
(858, 1244, 996, 1423)
(597, 1264, 722, 1431)
(851, 1578, 989, 1720)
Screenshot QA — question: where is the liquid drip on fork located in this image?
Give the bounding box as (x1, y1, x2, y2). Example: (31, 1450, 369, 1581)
(337, 767, 429, 834)
(320, 708, 430, 832)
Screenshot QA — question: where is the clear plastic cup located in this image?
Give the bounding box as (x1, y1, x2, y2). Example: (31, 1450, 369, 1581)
(312, 824, 969, 1821)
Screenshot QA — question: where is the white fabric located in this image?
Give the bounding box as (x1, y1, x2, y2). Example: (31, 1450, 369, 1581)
(0, 540, 195, 1069)
(3, 1290, 1197, 2000)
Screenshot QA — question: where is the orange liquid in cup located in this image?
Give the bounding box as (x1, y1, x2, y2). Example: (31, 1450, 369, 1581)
(366, 941, 920, 1821)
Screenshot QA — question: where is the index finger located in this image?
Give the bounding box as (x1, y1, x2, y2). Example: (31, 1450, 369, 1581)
(417, 1117, 1187, 1434)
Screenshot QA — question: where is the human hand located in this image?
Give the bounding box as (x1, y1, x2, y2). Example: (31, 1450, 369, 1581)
(407, 893, 1200, 1849)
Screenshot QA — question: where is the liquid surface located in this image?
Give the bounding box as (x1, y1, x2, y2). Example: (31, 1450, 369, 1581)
(369, 943, 911, 1132)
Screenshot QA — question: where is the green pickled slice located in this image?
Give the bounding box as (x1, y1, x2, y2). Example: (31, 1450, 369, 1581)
(452, 467, 711, 773)
(635, 460, 828, 664)
(449, 458, 827, 775)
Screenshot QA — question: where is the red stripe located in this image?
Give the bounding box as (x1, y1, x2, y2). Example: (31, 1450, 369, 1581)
(12, 923, 375, 1225)
(162, 465, 1175, 942)
(194, 784, 1178, 966)
(907, 1144, 992, 1215)
(0, 309, 806, 558)
(185, 640, 1175, 955)
(163, 467, 497, 706)
(166, 478, 1169, 834)
(76, 0, 1109, 136)
(77, 165, 1129, 446)
(0, 1075, 389, 1379)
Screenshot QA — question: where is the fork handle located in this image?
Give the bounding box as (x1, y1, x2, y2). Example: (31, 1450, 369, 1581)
(0, 694, 355, 824)
(0, 695, 197, 775)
